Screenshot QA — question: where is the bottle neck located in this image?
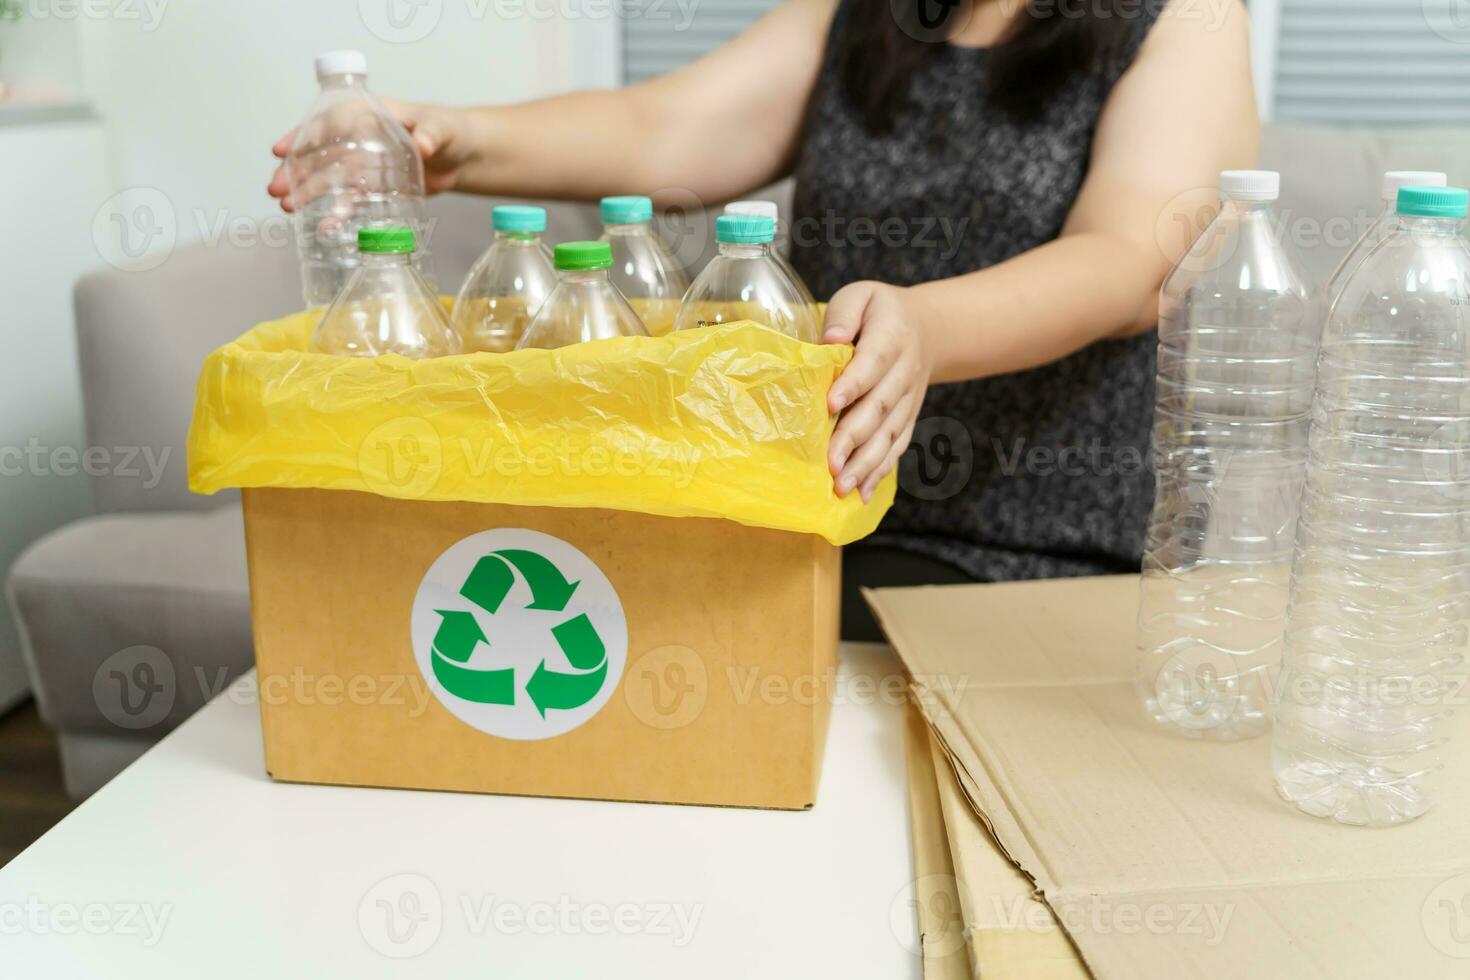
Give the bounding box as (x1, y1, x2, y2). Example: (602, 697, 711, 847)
(604, 221, 651, 237)
(560, 268, 609, 284)
(495, 230, 541, 245)
(1219, 198, 1276, 220)
(717, 241, 771, 259)
(1393, 214, 1465, 238)
(317, 72, 366, 91)
(362, 251, 412, 268)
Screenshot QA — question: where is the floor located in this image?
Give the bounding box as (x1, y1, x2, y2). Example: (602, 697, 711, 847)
(0, 699, 74, 868)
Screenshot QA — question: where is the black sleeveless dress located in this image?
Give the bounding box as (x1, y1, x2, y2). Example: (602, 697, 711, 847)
(791, 2, 1162, 585)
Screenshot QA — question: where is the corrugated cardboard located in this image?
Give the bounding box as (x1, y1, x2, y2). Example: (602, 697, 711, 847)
(904, 705, 975, 979)
(870, 576, 1470, 979)
(242, 486, 839, 809)
(928, 732, 1088, 978)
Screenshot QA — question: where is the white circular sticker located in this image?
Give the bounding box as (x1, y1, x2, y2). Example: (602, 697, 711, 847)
(410, 528, 627, 740)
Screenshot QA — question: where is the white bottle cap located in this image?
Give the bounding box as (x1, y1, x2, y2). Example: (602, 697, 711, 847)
(724, 200, 779, 222)
(1380, 170, 1447, 201)
(1218, 170, 1279, 202)
(315, 50, 368, 79)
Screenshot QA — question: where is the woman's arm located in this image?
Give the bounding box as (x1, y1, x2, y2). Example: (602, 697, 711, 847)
(269, 0, 836, 210)
(825, 0, 1259, 500)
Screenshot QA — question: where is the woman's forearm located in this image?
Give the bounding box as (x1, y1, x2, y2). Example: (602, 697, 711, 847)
(910, 231, 1166, 385)
(450, 90, 666, 202)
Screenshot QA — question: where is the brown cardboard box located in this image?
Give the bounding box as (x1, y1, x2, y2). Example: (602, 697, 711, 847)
(242, 486, 840, 809)
(871, 576, 1470, 979)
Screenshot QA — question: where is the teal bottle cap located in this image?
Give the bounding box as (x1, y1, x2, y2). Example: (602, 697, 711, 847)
(1397, 185, 1469, 219)
(493, 205, 547, 233)
(600, 195, 653, 224)
(716, 213, 775, 244)
(358, 226, 416, 254)
(554, 240, 612, 271)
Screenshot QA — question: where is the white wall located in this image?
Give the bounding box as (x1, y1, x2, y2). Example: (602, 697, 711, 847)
(76, 0, 620, 252)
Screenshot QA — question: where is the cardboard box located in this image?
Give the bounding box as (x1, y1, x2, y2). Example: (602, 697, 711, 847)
(242, 486, 840, 809)
(871, 576, 1470, 979)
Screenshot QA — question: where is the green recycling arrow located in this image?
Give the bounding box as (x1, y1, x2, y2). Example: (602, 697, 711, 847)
(430, 609, 514, 704)
(493, 550, 580, 611)
(526, 613, 608, 718)
(460, 555, 516, 614)
(428, 548, 609, 715)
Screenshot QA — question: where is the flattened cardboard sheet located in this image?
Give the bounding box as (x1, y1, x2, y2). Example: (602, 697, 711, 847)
(870, 576, 1470, 979)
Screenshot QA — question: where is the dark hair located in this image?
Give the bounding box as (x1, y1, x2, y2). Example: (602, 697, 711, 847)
(838, 0, 1141, 132)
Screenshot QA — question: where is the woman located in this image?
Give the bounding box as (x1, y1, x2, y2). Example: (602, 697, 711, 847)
(270, 0, 1257, 638)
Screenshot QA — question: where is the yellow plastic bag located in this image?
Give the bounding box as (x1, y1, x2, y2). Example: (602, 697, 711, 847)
(188, 311, 893, 545)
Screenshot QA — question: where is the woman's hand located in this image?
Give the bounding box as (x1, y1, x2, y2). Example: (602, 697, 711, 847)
(823, 281, 934, 502)
(268, 99, 477, 212)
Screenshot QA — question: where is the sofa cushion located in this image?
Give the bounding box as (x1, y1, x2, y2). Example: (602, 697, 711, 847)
(7, 505, 252, 735)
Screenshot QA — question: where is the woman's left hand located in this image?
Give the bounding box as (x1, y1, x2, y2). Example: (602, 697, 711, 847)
(823, 281, 934, 502)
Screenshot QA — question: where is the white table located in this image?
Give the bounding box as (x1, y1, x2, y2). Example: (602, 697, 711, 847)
(0, 643, 919, 978)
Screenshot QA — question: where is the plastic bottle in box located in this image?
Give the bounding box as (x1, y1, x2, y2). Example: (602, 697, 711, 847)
(517, 241, 649, 349)
(598, 195, 688, 336)
(451, 205, 558, 352)
(311, 226, 460, 358)
(672, 214, 821, 342)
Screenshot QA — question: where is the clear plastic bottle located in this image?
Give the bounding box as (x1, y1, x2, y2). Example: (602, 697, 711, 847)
(451, 205, 558, 352)
(723, 200, 818, 308)
(287, 50, 435, 309)
(1321, 171, 1446, 309)
(1272, 185, 1470, 827)
(311, 227, 460, 358)
(672, 214, 821, 342)
(1135, 170, 1317, 741)
(598, 195, 689, 337)
(517, 241, 649, 350)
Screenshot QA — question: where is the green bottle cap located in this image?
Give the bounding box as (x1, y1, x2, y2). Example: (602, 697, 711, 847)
(358, 226, 416, 254)
(716, 213, 775, 244)
(493, 205, 547, 233)
(1397, 186, 1469, 219)
(600, 195, 653, 224)
(554, 241, 612, 271)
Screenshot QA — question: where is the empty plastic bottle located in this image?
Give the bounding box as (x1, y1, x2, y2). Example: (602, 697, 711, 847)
(724, 199, 818, 308)
(287, 50, 434, 308)
(1321, 171, 1447, 308)
(672, 214, 821, 342)
(517, 241, 649, 350)
(1135, 170, 1317, 741)
(312, 227, 460, 358)
(451, 205, 558, 352)
(1273, 185, 1470, 827)
(598, 195, 688, 336)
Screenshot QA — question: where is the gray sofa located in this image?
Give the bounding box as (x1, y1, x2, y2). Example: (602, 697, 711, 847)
(9, 125, 1468, 798)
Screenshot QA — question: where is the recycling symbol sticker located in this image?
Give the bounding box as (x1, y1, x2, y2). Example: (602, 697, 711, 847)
(410, 529, 627, 740)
